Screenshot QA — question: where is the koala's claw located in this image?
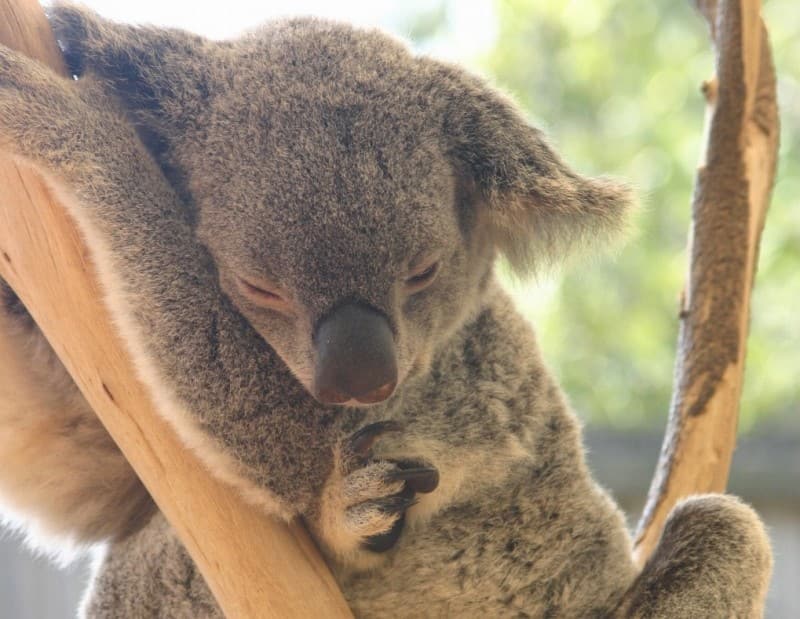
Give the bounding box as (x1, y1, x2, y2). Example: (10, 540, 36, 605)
(352, 484, 417, 553)
(371, 486, 418, 514)
(388, 463, 440, 494)
(361, 484, 416, 553)
(347, 420, 403, 458)
(364, 513, 407, 553)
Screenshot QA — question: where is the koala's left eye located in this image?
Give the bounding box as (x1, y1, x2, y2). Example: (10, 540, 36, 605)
(404, 260, 440, 294)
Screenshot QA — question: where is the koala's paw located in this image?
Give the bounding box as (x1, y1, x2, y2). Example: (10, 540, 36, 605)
(314, 421, 439, 562)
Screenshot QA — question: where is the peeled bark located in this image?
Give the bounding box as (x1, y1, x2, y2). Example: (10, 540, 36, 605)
(634, 0, 779, 564)
(0, 0, 352, 615)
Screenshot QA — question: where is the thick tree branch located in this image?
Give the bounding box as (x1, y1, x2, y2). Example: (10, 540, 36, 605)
(634, 0, 779, 564)
(0, 0, 352, 615)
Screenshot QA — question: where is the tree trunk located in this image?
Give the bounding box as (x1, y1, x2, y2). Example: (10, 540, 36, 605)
(634, 0, 779, 564)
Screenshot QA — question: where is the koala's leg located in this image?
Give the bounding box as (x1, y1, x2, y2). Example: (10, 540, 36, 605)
(612, 494, 772, 619)
(0, 44, 336, 516)
(83, 512, 221, 619)
(0, 279, 154, 548)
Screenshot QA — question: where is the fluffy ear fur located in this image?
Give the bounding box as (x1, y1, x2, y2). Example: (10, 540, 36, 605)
(432, 65, 635, 274)
(47, 4, 218, 153)
(48, 4, 212, 129)
(47, 3, 217, 209)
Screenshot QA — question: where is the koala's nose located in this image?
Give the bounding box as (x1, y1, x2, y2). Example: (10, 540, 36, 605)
(313, 303, 398, 405)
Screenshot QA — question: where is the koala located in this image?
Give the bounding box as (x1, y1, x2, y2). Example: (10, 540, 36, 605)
(0, 4, 772, 617)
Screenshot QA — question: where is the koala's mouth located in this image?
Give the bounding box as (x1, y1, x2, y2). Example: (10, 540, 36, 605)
(336, 397, 389, 409)
(319, 380, 397, 407)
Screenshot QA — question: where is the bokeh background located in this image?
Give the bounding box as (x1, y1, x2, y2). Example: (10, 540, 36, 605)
(2, 0, 797, 616)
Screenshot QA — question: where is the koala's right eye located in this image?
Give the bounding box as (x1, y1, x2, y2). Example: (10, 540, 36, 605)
(234, 275, 293, 314)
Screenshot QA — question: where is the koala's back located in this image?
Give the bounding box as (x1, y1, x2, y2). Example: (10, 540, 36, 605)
(0, 281, 154, 549)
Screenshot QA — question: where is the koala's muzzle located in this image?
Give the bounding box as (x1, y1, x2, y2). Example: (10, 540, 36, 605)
(313, 303, 397, 405)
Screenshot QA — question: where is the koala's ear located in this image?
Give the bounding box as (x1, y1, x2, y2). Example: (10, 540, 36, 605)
(47, 3, 213, 136)
(434, 65, 635, 274)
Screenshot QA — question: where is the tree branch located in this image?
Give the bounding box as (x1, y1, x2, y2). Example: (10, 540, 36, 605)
(634, 0, 779, 564)
(0, 0, 352, 615)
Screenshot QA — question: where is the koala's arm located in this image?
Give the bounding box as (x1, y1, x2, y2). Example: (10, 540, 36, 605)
(0, 45, 335, 517)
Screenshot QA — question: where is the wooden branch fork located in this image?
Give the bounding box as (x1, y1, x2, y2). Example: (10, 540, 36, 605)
(0, 0, 779, 614)
(0, 0, 352, 616)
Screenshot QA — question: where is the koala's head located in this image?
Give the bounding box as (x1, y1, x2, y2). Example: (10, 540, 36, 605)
(51, 5, 633, 406)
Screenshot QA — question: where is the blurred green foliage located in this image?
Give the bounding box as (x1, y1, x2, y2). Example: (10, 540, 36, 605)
(409, 0, 799, 431)
(488, 0, 799, 431)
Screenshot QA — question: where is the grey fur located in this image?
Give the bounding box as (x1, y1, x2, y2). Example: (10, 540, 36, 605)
(0, 4, 771, 617)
